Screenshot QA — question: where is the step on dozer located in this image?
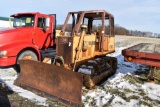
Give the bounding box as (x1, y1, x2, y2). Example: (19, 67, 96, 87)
(14, 10, 117, 106)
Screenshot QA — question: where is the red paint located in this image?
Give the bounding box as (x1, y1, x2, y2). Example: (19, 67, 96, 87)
(0, 12, 55, 66)
(122, 43, 160, 67)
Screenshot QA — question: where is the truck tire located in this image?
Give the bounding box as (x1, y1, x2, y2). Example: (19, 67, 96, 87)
(14, 50, 38, 72)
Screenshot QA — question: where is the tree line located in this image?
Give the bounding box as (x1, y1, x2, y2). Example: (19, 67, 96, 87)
(56, 24, 160, 38)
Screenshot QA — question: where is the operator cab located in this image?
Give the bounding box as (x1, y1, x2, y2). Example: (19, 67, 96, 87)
(61, 10, 115, 52)
(11, 13, 51, 30)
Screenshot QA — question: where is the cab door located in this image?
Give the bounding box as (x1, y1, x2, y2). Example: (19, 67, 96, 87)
(103, 16, 115, 52)
(35, 15, 54, 49)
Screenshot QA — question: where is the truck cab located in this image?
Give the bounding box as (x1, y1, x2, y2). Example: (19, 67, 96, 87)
(0, 12, 56, 69)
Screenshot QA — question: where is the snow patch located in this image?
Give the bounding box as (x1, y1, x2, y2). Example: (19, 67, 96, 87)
(0, 68, 48, 106)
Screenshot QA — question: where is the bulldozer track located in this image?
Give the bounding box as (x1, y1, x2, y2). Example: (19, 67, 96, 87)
(79, 56, 117, 89)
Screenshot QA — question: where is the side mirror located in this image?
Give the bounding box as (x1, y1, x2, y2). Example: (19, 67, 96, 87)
(44, 17, 50, 30)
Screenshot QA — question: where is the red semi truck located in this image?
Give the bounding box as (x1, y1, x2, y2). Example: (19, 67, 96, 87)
(0, 12, 56, 71)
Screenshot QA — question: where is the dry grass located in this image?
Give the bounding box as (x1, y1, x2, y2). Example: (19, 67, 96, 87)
(8, 93, 65, 107)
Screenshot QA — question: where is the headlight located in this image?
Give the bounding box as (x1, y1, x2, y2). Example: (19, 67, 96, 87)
(0, 50, 7, 56)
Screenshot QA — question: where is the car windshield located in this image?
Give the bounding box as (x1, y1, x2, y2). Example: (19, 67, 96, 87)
(13, 15, 35, 27)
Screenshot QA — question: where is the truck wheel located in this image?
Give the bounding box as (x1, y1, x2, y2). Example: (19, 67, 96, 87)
(14, 50, 38, 72)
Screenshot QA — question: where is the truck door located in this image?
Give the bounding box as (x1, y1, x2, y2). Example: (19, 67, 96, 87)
(35, 15, 54, 49)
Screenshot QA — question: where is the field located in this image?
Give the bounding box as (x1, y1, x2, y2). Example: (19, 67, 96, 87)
(0, 35, 160, 107)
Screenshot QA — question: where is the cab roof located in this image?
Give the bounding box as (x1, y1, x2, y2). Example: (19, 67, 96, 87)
(69, 10, 114, 18)
(10, 12, 42, 17)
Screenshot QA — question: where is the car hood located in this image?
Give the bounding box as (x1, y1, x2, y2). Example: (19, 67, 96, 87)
(0, 27, 33, 47)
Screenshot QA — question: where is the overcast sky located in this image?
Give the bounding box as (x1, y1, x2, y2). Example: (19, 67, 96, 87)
(1, 0, 160, 33)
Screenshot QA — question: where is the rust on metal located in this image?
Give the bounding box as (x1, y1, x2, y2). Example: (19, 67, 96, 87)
(82, 51, 86, 57)
(88, 47, 91, 56)
(14, 60, 82, 107)
(148, 67, 155, 81)
(57, 37, 73, 64)
(75, 13, 85, 35)
(62, 10, 114, 36)
(62, 13, 71, 34)
(122, 43, 160, 67)
(101, 11, 105, 52)
(124, 56, 160, 67)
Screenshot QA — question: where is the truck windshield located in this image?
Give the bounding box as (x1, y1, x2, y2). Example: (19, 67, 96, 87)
(13, 15, 35, 27)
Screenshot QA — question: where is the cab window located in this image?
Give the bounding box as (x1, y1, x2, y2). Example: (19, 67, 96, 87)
(13, 15, 34, 27)
(37, 18, 46, 28)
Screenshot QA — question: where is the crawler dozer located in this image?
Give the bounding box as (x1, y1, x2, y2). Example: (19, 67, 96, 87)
(14, 10, 117, 107)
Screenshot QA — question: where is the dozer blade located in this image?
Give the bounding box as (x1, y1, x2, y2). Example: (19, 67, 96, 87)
(14, 60, 82, 107)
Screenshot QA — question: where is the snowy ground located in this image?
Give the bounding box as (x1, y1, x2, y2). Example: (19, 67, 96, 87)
(0, 35, 160, 107)
(0, 68, 48, 106)
(82, 36, 160, 107)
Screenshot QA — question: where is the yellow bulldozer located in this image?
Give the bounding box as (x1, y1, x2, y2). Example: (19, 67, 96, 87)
(14, 10, 117, 107)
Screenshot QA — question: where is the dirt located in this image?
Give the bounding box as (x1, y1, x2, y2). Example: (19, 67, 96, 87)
(0, 82, 65, 107)
(8, 93, 65, 107)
